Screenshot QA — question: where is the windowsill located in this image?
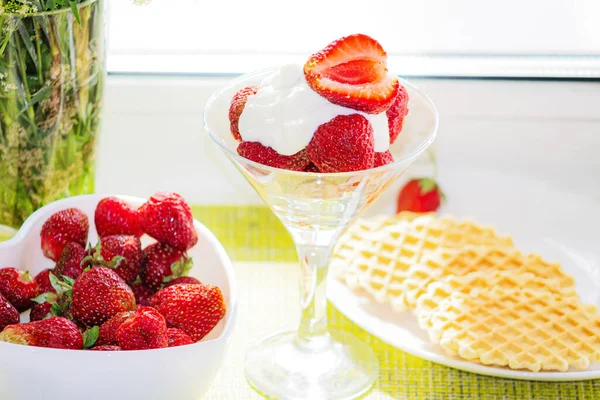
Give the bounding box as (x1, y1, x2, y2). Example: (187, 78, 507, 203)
(107, 53, 600, 79)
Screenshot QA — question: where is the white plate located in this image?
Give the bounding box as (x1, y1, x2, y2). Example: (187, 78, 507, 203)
(327, 166, 600, 381)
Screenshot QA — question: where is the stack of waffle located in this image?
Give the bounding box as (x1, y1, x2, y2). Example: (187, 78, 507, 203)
(332, 212, 600, 372)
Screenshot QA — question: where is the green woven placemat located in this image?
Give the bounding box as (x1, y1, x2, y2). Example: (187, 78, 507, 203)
(192, 205, 600, 400)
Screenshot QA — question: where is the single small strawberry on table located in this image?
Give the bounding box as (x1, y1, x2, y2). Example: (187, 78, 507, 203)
(396, 178, 444, 213)
(150, 283, 226, 342)
(40, 208, 89, 262)
(95, 197, 143, 238)
(138, 192, 198, 252)
(115, 306, 168, 350)
(0, 317, 83, 350)
(0, 293, 20, 331)
(0, 267, 40, 312)
(140, 242, 192, 291)
(85, 235, 143, 283)
(71, 267, 136, 326)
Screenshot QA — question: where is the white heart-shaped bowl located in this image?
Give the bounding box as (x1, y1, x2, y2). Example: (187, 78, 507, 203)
(0, 194, 237, 400)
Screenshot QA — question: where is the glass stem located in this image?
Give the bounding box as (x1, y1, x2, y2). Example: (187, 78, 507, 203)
(294, 242, 334, 348)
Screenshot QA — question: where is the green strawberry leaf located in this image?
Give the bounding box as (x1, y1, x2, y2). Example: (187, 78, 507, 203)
(51, 303, 62, 316)
(22, 271, 33, 282)
(418, 178, 438, 195)
(83, 266, 92, 273)
(49, 273, 71, 294)
(81, 255, 94, 267)
(62, 276, 76, 286)
(83, 326, 99, 349)
(31, 292, 50, 304)
(110, 255, 126, 269)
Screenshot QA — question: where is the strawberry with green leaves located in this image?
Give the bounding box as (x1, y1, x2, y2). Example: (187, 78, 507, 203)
(40, 208, 89, 262)
(140, 242, 192, 290)
(150, 283, 226, 342)
(85, 235, 143, 283)
(0, 267, 40, 312)
(115, 306, 168, 350)
(0, 317, 83, 349)
(30, 273, 74, 322)
(71, 267, 136, 326)
(396, 178, 444, 213)
(34, 269, 55, 294)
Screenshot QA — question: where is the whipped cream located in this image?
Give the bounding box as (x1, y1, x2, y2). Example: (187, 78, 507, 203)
(238, 64, 390, 156)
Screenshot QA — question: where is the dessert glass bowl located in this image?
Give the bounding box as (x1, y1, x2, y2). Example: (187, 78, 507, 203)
(204, 68, 438, 399)
(0, 194, 237, 400)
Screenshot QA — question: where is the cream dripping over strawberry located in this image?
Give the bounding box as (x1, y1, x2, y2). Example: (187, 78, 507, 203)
(238, 64, 391, 156)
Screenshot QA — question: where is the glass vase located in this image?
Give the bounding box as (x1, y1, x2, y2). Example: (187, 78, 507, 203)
(0, 0, 105, 228)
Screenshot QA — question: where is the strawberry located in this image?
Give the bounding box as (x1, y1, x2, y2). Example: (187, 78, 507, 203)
(307, 114, 375, 173)
(0, 293, 19, 331)
(87, 235, 143, 283)
(91, 345, 121, 351)
(138, 192, 198, 252)
(237, 142, 311, 171)
(29, 301, 53, 322)
(140, 243, 192, 291)
(167, 328, 194, 347)
(54, 242, 88, 280)
(304, 162, 320, 173)
(165, 276, 201, 288)
(71, 267, 136, 326)
(150, 283, 226, 342)
(0, 267, 39, 312)
(304, 34, 399, 114)
(95, 197, 143, 238)
(115, 306, 168, 350)
(387, 84, 409, 144)
(374, 151, 394, 167)
(34, 269, 55, 294)
(0, 317, 83, 349)
(96, 311, 134, 346)
(40, 208, 89, 261)
(130, 281, 156, 306)
(396, 178, 444, 213)
(229, 86, 258, 141)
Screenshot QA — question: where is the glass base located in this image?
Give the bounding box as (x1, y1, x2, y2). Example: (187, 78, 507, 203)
(245, 329, 378, 400)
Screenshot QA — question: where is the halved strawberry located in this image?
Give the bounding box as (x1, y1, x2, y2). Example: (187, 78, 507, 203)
(237, 142, 310, 171)
(304, 34, 399, 114)
(229, 86, 258, 141)
(387, 84, 409, 144)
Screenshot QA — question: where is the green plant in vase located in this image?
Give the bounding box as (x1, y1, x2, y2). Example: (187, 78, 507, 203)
(0, 0, 104, 228)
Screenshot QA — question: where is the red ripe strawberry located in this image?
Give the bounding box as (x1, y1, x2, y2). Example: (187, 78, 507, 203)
(141, 243, 191, 291)
(374, 151, 394, 167)
(90, 235, 143, 283)
(40, 208, 89, 262)
(396, 178, 444, 213)
(0, 293, 19, 331)
(387, 84, 409, 144)
(167, 328, 194, 347)
(304, 162, 320, 173)
(304, 34, 399, 114)
(150, 283, 226, 342)
(96, 311, 134, 346)
(130, 281, 156, 306)
(0, 317, 83, 349)
(54, 242, 88, 280)
(34, 269, 55, 294)
(229, 86, 258, 141)
(0, 267, 39, 312)
(115, 306, 168, 350)
(71, 267, 136, 326)
(138, 192, 198, 252)
(91, 345, 121, 351)
(95, 197, 143, 238)
(165, 276, 201, 288)
(29, 301, 53, 322)
(307, 114, 375, 173)
(237, 142, 311, 171)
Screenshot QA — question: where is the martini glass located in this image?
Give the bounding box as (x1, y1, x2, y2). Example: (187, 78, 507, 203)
(204, 69, 438, 400)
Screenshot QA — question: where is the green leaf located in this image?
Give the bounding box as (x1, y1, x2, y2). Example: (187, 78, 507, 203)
(69, 1, 82, 25)
(51, 303, 62, 316)
(110, 255, 126, 269)
(418, 178, 438, 195)
(62, 276, 76, 286)
(83, 326, 99, 349)
(49, 273, 64, 293)
(31, 293, 50, 304)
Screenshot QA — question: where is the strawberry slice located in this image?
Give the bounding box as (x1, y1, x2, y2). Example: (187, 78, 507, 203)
(304, 34, 399, 114)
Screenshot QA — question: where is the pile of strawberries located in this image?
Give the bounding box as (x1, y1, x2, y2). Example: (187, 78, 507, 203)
(0, 192, 226, 351)
(229, 34, 409, 173)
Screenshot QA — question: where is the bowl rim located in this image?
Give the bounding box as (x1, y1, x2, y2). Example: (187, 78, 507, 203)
(0, 194, 238, 354)
(203, 67, 440, 176)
